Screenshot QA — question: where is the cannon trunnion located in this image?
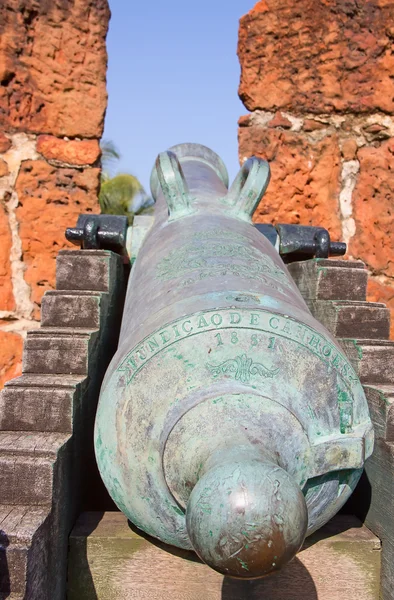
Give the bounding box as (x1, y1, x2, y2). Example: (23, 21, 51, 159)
(94, 144, 373, 579)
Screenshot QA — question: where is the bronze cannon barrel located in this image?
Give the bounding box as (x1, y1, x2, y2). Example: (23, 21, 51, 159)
(95, 143, 373, 578)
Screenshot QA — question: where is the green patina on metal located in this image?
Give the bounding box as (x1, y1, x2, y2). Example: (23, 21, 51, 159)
(337, 386, 354, 434)
(156, 241, 291, 292)
(116, 307, 359, 390)
(351, 338, 364, 360)
(238, 559, 249, 571)
(207, 353, 279, 383)
(94, 143, 374, 581)
(376, 388, 391, 407)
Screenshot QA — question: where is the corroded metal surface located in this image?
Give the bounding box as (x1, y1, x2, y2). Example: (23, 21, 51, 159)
(94, 144, 373, 579)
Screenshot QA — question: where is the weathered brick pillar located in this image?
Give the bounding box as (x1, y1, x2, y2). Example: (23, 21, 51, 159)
(238, 0, 394, 335)
(0, 0, 110, 388)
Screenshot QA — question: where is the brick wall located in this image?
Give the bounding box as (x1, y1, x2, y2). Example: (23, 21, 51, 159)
(0, 0, 110, 388)
(238, 0, 394, 335)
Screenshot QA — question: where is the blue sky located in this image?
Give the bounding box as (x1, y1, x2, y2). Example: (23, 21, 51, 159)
(103, 1, 253, 193)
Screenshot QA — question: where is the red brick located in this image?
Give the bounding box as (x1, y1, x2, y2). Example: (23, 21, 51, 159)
(0, 0, 110, 137)
(238, 0, 394, 114)
(37, 136, 100, 166)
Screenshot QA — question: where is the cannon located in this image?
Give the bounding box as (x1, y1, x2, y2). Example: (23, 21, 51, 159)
(94, 143, 373, 579)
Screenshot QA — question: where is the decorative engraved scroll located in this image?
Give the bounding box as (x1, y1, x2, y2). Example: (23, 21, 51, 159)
(207, 353, 279, 384)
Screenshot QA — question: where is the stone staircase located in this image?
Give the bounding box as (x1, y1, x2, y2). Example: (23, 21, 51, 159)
(1, 253, 392, 599)
(65, 257, 391, 600)
(0, 250, 125, 599)
(288, 258, 394, 600)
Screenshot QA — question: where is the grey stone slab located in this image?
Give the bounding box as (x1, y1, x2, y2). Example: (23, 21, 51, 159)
(22, 331, 97, 375)
(362, 439, 394, 600)
(363, 386, 394, 441)
(307, 300, 390, 339)
(340, 340, 394, 385)
(0, 248, 126, 599)
(288, 259, 367, 301)
(41, 291, 106, 329)
(0, 505, 51, 598)
(0, 386, 77, 433)
(3, 374, 86, 389)
(0, 432, 69, 505)
(56, 250, 121, 293)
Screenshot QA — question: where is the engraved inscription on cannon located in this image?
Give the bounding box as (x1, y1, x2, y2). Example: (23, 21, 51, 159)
(95, 144, 373, 579)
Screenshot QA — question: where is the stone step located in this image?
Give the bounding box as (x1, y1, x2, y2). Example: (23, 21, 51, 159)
(288, 259, 368, 301)
(0, 432, 70, 505)
(340, 339, 394, 385)
(0, 505, 49, 597)
(308, 300, 390, 339)
(56, 250, 120, 293)
(23, 328, 98, 375)
(68, 512, 381, 600)
(0, 374, 86, 433)
(363, 385, 394, 441)
(41, 290, 107, 329)
(362, 439, 394, 600)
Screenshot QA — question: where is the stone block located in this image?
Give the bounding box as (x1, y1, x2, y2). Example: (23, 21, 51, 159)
(56, 251, 121, 293)
(0, 432, 69, 505)
(238, 125, 342, 237)
(0, 0, 110, 137)
(0, 374, 85, 433)
(307, 300, 390, 340)
(41, 291, 105, 329)
(340, 339, 394, 385)
(0, 505, 49, 597)
(238, 0, 394, 114)
(0, 249, 126, 598)
(22, 330, 97, 376)
(363, 385, 394, 441)
(36, 137, 101, 167)
(362, 437, 394, 600)
(288, 259, 367, 301)
(68, 512, 380, 600)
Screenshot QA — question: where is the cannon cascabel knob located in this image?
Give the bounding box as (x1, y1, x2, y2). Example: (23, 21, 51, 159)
(186, 455, 308, 578)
